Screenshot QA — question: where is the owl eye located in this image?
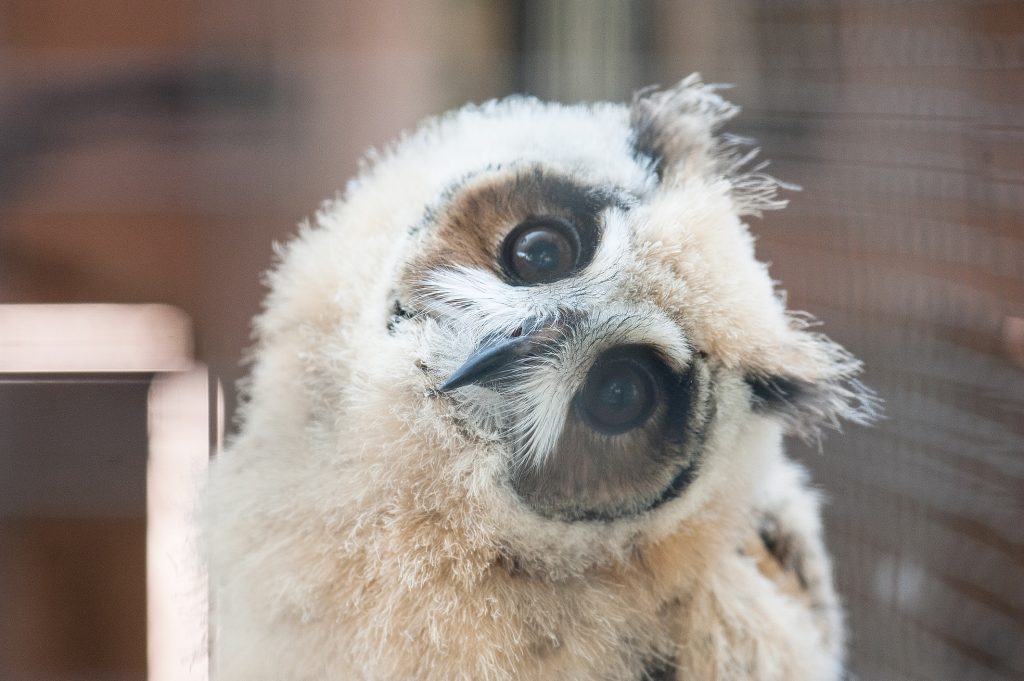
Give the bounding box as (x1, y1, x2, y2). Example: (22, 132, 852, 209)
(501, 217, 582, 285)
(577, 349, 660, 435)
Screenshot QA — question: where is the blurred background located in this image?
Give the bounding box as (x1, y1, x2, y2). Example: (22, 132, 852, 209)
(0, 1, 1022, 680)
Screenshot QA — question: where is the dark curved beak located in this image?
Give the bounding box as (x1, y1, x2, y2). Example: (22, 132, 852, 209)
(439, 332, 542, 392)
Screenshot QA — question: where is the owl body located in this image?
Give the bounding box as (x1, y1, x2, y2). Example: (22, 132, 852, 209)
(205, 76, 874, 681)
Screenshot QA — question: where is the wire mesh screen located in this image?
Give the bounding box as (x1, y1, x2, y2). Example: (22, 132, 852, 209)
(646, 2, 1024, 679)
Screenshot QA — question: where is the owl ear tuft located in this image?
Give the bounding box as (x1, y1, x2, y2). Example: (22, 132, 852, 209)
(744, 335, 882, 442)
(630, 75, 792, 216)
(629, 74, 739, 180)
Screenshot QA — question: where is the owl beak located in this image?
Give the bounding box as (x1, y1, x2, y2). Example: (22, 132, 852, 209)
(439, 332, 541, 392)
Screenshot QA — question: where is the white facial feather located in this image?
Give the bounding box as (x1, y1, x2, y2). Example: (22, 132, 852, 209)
(412, 207, 693, 468)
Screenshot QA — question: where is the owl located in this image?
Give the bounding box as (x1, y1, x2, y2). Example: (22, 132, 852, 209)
(204, 75, 877, 681)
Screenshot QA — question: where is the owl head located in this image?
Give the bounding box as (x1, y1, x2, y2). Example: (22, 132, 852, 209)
(219, 76, 875, 582)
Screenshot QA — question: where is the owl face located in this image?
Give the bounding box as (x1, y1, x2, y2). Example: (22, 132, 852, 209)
(395, 166, 719, 522)
(359, 77, 874, 528)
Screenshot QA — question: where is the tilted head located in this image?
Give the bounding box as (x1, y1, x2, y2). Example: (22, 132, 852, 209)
(222, 76, 875, 580)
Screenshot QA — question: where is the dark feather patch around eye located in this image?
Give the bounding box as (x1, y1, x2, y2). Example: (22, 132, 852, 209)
(511, 358, 716, 523)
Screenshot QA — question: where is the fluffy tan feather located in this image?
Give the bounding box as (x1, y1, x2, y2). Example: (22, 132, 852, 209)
(205, 75, 876, 681)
